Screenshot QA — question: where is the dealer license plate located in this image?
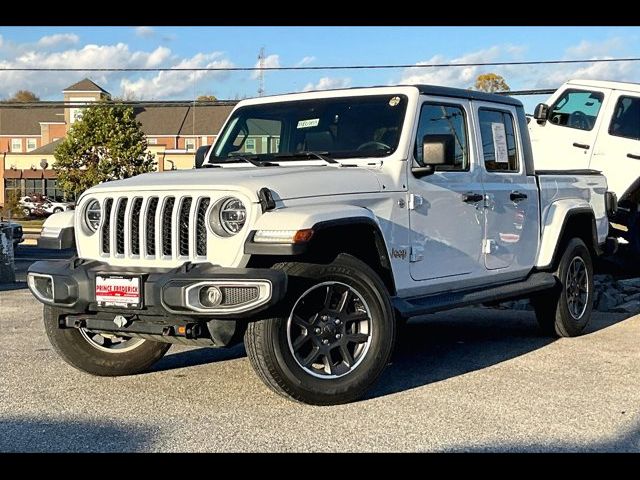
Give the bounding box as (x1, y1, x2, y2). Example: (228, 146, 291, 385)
(95, 275, 142, 308)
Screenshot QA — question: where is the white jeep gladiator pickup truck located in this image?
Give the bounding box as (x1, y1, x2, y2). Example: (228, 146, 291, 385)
(529, 79, 640, 253)
(29, 85, 614, 405)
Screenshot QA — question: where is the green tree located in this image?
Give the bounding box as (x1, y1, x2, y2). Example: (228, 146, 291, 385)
(7, 90, 40, 102)
(473, 73, 510, 93)
(196, 94, 218, 102)
(54, 102, 156, 198)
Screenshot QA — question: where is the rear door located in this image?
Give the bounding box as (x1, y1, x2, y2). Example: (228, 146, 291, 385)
(530, 88, 607, 171)
(590, 91, 640, 199)
(473, 102, 540, 272)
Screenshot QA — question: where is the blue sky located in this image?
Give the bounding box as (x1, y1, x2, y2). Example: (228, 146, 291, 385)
(1, 26, 639, 111)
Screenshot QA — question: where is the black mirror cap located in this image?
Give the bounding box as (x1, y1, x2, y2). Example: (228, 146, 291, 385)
(195, 145, 211, 169)
(533, 103, 549, 121)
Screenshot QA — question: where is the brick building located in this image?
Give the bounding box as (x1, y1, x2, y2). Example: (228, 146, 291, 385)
(0, 79, 236, 206)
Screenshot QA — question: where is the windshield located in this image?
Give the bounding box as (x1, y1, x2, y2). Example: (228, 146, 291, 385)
(210, 94, 408, 162)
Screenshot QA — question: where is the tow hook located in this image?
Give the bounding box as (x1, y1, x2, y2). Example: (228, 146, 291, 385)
(113, 315, 131, 328)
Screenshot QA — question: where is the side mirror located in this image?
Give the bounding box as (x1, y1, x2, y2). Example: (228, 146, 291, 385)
(412, 134, 454, 178)
(533, 103, 549, 122)
(195, 145, 211, 169)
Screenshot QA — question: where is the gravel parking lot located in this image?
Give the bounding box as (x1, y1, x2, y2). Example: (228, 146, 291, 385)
(1, 247, 639, 452)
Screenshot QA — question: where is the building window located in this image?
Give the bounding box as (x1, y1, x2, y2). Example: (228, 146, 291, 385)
(24, 179, 43, 197)
(26, 138, 38, 152)
(245, 138, 256, 153)
(148, 138, 158, 145)
(4, 179, 22, 201)
(185, 138, 196, 151)
(45, 179, 65, 201)
(11, 139, 22, 152)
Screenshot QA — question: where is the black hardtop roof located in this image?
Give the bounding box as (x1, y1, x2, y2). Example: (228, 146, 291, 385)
(411, 84, 523, 107)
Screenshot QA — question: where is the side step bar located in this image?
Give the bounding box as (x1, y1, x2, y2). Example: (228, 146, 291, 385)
(393, 272, 558, 319)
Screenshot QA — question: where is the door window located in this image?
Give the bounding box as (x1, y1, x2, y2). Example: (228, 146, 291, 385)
(478, 109, 519, 172)
(609, 95, 640, 140)
(548, 89, 604, 131)
(414, 103, 468, 171)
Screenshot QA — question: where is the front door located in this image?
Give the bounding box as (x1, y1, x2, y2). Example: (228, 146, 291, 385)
(473, 103, 540, 272)
(408, 98, 485, 282)
(530, 88, 606, 171)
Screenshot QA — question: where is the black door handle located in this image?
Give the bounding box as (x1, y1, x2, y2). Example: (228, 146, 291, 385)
(628, 153, 640, 160)
(510, 191, 528, 201)
(462, 192, 484, 203)
(573, 142, 590, 150)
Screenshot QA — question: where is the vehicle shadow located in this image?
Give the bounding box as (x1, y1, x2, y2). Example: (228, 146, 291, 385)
(0, 417, 155, 452)
(151, 343, 246, 372)
(366, 307, 629, 400)
(145, 307, 629, 401)
(0, 281, 27, 292)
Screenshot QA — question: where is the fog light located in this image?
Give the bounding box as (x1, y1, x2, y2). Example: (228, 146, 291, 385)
(199, 286, 222, 307)
(28, 273, 54, 302)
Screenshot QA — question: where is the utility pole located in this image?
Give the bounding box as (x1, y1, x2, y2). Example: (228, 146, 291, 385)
(257, 47, 265, 97)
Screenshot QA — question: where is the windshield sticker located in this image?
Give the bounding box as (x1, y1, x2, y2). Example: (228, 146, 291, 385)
(491, 122, 509, 164)
(389, 96, 401, 107)
(297, 118, 320, 129)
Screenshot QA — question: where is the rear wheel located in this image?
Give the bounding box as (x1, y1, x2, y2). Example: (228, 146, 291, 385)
(53, 207, 64, 213)
(244, 254, 396, 405)
(43, 305, 171, 376)
(532, 237, 594, 337)
(22, 207, 31, 218)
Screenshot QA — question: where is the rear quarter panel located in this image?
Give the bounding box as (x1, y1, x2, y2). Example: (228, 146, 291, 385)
(536, 174, 608, 268)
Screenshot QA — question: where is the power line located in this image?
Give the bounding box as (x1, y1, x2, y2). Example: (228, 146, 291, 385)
(0, 89, 557, 108)
(0, 57, 639, 72)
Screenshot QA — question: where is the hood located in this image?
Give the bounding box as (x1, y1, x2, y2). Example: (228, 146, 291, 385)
(84, 165, 383, 202)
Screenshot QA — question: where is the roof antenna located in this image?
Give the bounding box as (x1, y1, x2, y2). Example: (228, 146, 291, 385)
(257, 46, 265, 97)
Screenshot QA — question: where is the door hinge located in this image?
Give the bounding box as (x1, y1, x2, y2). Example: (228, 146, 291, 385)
(408, 194, 424, 210)
(410, 245, 424, 262)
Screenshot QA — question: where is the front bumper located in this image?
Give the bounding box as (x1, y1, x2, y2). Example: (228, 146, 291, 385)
(27, 258, 287, 321)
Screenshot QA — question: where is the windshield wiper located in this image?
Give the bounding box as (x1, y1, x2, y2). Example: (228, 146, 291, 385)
(225, 154, 277, 167)
(273, 151, 338, 164)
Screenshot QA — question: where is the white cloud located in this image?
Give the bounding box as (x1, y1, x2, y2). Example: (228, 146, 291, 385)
(37, 33, 80, 48)
(565, 37, 625, 58)
(0, 42, 233, 99)
(398, 45, 505, 88)
(251, 54, 280, 79)
(135, 27, 155, 38)
(303, 77, 351, 91)
(396, 38, 638, 93)
(296, 56, 316, 67)
(120, 52, 234, 99)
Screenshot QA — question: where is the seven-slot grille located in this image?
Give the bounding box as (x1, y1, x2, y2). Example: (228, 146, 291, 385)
(99, 195, 210, 260)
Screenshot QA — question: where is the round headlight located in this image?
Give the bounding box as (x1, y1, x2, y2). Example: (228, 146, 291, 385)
(219, 197, 247, 235)
(209, 197, 246, 237)
(84, 199, 101, 233)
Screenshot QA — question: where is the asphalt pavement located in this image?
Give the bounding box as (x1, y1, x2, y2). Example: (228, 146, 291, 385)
(1, 246, 639, 452)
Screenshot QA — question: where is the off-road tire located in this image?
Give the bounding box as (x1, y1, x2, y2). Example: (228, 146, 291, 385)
(43, 305, 171, 376)
(532, 237, 594, 337)
(244, 254, 396, 405)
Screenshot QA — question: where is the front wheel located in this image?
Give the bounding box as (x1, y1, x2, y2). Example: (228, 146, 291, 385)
(22, 207, 31, 218)
(43, 305, 171, 376)
(244, 254, 396, 405)
(532, 237, 594, 337)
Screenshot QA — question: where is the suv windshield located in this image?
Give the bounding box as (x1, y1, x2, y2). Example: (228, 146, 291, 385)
(210, 94, 408, 162)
